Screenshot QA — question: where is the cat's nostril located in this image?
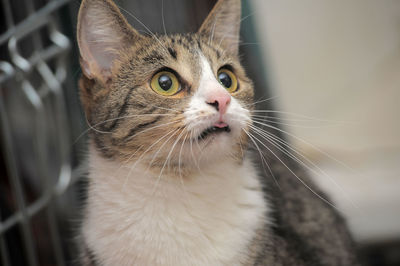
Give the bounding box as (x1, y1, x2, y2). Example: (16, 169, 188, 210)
(207, 101, 220, 111)
(206, 94, 231, 114)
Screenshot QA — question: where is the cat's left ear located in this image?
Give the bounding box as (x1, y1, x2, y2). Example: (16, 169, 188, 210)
(198, 0, 241, 55)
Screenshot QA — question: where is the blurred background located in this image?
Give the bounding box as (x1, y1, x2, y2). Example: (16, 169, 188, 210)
(0, 0, 399, 265)
(251, 0, 400, 265)
(251, 1, 400, 264)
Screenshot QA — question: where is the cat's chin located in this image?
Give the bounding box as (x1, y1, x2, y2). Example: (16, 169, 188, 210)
(190, 128, 242, 160)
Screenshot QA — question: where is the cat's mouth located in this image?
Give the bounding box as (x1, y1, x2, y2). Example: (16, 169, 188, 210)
(199, 125, 231, 140)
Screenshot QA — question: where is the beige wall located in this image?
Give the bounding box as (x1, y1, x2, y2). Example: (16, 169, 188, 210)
(250, 0, 400, 243)
(251, 0, 400, 152)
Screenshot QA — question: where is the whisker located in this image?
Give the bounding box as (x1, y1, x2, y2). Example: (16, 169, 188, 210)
(250, 124, 358, 209)
(238, 134, 245, 160)
(251, 119, 360, 174)
(74, 113, 175, 144)
(151, 128, 185, 195)
(122, 127, 179, 189)
(119, 145, 144, 191)
(196, 133, 213, 164)
(124, 120, 180, 142)
(166, 129, 187, 171)
(251, 116, 341, 129)
(244, 95, 279, 107)
(209, 14, 218, 45)
(178, 132, 188, 184)
(117, 5, 169, 54)
(133, 98, 181, 113)
(251, 114, 330, 123)
(83, 115, 110, 136)
(188, 130, 203, 173)
(243, 129, 338, 209)
(147, 127, 181, 171)
(178, 132, 194, 203)
(239, 42, 260, 47)
(245, 130, 281, 189)
(251, 110, 356, 124)
(217, 12, 254, 48)
(161, 0, 167, 35)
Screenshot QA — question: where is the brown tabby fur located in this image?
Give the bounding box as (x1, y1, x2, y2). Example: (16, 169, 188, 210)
(78, 0, 252, 169)
(77, 0, 360, 265)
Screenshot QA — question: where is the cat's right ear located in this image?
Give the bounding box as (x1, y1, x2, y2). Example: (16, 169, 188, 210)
(77, 0, 141, 84)
(198, 0, 241, 55)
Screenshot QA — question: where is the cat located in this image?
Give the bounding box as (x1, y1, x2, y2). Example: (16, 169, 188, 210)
(76, 0, 360, 265)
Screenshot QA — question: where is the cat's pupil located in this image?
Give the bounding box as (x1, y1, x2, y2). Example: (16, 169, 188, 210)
(218, 72, 232, 88)
(158, 75, 173, 91)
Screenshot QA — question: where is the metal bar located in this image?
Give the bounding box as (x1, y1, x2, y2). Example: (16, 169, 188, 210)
(0, 61, 15, 85)
(0, 0, 69, 45)
(0, 190, 50, 234)
(0, 235, 10, 266)
(0, 59, 74, 233)
(46, 205, 65, 266)
(23, 0, 44, 54)
(0, 86, 38, 266)
(3, 40, 68, 82)
(36, 60, 66, 266)
(0, 1, 78, 265)
(29, 65, 61, 266)
(44, 26, 73, 196)
(0, 211, 11, 266)
(1, 0, 14, 28)
(0, 165, 83, 235)
(49, 24, 70, 83)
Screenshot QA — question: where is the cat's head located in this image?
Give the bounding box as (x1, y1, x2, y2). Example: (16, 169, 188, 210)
(77, 0, 254, 170)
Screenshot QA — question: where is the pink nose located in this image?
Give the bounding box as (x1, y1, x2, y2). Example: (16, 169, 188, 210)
(206, 91, 231, 115)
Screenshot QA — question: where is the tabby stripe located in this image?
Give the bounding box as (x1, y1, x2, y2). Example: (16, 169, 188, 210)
(117, 104, 159, 133)
(143, 51, 164, 63)
(168, 47, 177, 59)
(216, 50, 221, 59)
(135, 106, 157, 116)
(93, 135, 114, 159)
(112, 105, 158, 143)
(105, 86, 138, 131)
(124, 115, 163, 141)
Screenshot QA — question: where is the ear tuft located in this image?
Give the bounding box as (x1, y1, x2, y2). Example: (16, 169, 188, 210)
(77, 0, 141, 84)
(198, 0, 241, 55)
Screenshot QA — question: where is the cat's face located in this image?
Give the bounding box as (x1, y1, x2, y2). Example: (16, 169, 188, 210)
(77, 0, 252, 170)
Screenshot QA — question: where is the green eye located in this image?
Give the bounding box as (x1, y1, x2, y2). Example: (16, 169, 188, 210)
(151, 71, 180, 96)
(217, 68, 238, 93)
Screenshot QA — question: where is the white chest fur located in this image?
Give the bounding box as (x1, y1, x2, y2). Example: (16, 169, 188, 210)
(84, 148, 268, 266)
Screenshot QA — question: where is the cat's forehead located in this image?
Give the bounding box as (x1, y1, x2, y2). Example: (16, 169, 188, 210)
(121, 33, 231, 84)
(159, 33, 226, 60)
